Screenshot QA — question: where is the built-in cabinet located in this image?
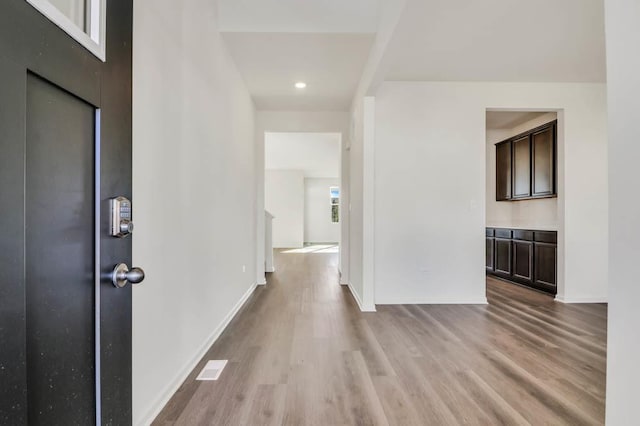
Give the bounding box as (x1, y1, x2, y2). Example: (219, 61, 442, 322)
(495, 120, 557, 201)
(495, 142, 512, 201)
(531, 125, 555, 197)
(486, 227, 557, 295)
(512, 136, 531, 198)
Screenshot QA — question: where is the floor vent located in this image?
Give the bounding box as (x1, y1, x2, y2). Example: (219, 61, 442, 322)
(196, 360, 228, 381)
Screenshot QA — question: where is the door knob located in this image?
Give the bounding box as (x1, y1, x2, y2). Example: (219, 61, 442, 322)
(111, 263, 145, 288)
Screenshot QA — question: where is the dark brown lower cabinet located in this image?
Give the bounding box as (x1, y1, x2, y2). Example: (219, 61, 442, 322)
(485, 228, 495, 271)
(494, 238, 512, 277)
(486, 227, 557, 295)
(486, 237, 495, 271)
(534, 242, 557, 291)
(512, 240, 534, 283)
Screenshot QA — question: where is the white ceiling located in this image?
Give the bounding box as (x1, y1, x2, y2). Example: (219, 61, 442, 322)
(219, 0, 606, 111)
(222, 33, 374, 110)
(486, 111, 549, 130)
(265, 132, 341, 178)
(382, 0, 606, 82)
(218, 0, 379, 111)
(218, 0, 380, 33)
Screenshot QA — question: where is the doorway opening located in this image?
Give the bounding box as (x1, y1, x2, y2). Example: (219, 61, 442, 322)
(485, 110, 561, 300)
(264, 132, 342, 269)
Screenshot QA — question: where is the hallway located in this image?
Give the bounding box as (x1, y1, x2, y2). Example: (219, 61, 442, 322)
(154, 250, 606, 425)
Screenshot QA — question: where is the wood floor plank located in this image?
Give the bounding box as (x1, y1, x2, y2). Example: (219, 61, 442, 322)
(457, 369, 532, 426)
(238, 384, 287, 426)
(152, 248, 607, 425)
(371, 376, 423, 426)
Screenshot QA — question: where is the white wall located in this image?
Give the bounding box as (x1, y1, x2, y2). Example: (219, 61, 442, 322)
(346, 96, 377, 311)
(346, 0, 408, 312)
(374, 81, 607, 305)
(255, 111, 350, 285)
(304, 178, 340, 243)
(605, 0, 640, 423)
(265, 132, 340, 177)
(486, 112, 559, 230)
(132, 0, 257, 424)
(265, 169, 304, 248)
(346, 97, 376, 311)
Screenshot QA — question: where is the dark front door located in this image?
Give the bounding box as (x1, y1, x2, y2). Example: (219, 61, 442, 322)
(0, 1, 133, 425)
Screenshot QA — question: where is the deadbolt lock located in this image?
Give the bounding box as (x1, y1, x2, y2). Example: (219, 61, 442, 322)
(110, 196, 133, 238)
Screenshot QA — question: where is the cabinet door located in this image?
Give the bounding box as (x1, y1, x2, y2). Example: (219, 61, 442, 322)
(512, 135, 531, 198)
(486, 237, 495, 271)
(495, 142, 512, 201)
(513, 240, 534, 283)
(494, 238, 512, 276)
(532, 125, 555, 196)
(534, 242, 557, 289)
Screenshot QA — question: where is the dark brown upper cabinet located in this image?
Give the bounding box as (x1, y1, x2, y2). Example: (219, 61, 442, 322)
(494, 120, 557, 202)
(532, 124, 556, 196)
(512, 136, 531, 198)
(495, 142, 512, 200)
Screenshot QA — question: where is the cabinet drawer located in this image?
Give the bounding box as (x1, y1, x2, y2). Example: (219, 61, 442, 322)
(534, 231, 557, 243)
(486, 228, 495, 237)
(495, 229, 512, 239)
(512, 230, 533, 241)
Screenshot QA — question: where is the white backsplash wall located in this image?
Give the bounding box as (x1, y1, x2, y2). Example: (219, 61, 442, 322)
(486, 112, 559, 230)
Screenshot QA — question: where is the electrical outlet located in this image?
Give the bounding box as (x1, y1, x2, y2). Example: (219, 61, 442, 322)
(242, 265, 246, 273)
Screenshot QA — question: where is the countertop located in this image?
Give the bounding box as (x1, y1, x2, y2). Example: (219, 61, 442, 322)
(486, 225, 558, 232)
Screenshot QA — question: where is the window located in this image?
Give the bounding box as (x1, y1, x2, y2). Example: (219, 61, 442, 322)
(26, 0, 106, 61)
(330, 186, 340, 223)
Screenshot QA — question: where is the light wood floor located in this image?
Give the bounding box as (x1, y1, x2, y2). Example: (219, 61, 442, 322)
(153, 248, 607, 425)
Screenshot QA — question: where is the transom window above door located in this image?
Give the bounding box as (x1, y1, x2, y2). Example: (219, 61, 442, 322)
(26, 0, 106, 60)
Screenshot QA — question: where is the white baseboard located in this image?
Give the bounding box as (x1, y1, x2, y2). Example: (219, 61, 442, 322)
(555, 295, 608, 304)
(265, 267, 275, 273)
(376, 297, 489, 305)
(339, 269, 348, 286)
(347, 282, 376, 312)
(273, 244, 303, 249)
(137, 282, 258, 426)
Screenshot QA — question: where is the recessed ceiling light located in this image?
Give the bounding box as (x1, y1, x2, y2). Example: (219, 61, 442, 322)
(295, 82, 307, 89)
